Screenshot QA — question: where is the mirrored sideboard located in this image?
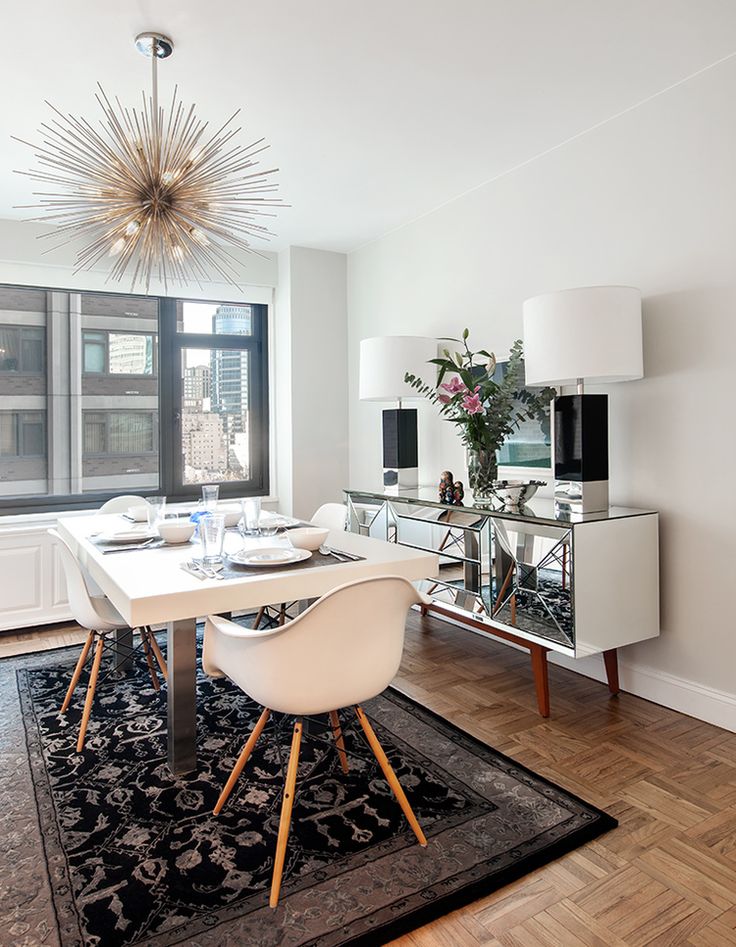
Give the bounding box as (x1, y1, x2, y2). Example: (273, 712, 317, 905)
(344, 488, 660, 716)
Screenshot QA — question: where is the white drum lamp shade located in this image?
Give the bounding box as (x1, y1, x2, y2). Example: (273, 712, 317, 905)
(359, 336, 436, 492)
(359, 336, 437, 402)
(522, 286, 643, 387)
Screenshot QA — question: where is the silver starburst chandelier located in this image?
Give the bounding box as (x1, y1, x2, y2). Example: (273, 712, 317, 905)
(14, 32, 284, 292)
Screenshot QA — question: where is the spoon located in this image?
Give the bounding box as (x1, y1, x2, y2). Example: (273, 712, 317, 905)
(319, 545, 347, 561)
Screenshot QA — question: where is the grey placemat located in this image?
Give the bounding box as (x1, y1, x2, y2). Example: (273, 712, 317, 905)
(215, 548, 365, 580)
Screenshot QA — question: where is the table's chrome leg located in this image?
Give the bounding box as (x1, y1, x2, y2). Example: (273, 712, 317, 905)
(167, 618, 197, 775)
(114, 627, 134, 672)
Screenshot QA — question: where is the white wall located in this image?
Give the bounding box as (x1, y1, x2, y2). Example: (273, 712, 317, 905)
(348, 57, 736, 729)
(0, 220, 278, 298)
(275, 246, 348, 518)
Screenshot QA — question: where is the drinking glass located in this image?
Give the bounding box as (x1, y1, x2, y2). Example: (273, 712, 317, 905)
(146, 496, 166, 528)
(241, 497, 262, 535)
(202, 484, 220, 511)
(200, 513, 225, 564)
(259, 518, 279, 538)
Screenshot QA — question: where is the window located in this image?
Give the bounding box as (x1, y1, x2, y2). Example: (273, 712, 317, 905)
(82, 332, 106, 373)
(0, 284, 269, 510)
(0, 412, 45, 456)
(82, 330, 156, 375)
(160, 299, 268, 497)
(83, 412, 156, 455)
(0, 326, 45, 373)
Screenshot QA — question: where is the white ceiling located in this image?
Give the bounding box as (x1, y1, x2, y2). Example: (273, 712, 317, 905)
(2, 0, 736, 253)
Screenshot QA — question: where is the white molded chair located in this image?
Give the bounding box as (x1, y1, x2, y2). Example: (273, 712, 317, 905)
(98, 494, 145, 514)
(49, 529, 167, 751)
(310, 502, 347, 531)
(251, 502, 349, 630)
(204, 574, 430, 908)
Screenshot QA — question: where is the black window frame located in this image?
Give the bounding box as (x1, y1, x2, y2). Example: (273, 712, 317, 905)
(159, 297, 270, 502)
(0, 283, 270, 514)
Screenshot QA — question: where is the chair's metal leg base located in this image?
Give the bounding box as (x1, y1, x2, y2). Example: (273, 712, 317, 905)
(167, 618, 198, 775)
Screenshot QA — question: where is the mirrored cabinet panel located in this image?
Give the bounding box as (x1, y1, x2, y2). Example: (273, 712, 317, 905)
(345, 488, 659, 663)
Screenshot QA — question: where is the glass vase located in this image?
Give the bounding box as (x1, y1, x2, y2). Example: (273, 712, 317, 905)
(467, 448, 498, 500)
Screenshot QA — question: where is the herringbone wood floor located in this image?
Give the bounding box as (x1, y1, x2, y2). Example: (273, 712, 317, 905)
(5, 612, 736, 945)
(389, 610, 736, 947)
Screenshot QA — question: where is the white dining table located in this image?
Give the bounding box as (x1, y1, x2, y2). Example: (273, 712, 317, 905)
(56, 514, 439, 775)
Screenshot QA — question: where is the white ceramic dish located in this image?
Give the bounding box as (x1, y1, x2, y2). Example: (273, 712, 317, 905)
(228, 547, 312, 567)
(259, 513, 300, 529)
(157, 520, 196, 544)
(217, 504, 242, 527)
(126, 505, 149, 523)
(98, 527, 156, 544)
(287, 527, 329, 551)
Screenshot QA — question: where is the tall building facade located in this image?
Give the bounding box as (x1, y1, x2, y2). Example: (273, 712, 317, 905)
(209, 305, 251, 478)
(0, 287, 159, 498)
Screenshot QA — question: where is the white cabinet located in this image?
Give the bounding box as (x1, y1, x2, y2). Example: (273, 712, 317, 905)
(0, 521, 72, 630)
(346, 488, 660, 717)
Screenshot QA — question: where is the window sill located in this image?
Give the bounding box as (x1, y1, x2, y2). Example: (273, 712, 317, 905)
(0, 495, 280, 531)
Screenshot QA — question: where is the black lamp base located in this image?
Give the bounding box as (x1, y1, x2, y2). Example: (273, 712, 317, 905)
(553, 394, 609, 513)
(382, 408, 418, 492)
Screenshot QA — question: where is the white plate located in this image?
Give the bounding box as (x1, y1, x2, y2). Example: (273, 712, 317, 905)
(259, 514, 300, 529)
(97, 527, 157, 544)
(228, 546, 312, 567)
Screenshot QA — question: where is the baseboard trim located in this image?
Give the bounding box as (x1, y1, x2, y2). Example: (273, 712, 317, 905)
(549, 652, 736, 733)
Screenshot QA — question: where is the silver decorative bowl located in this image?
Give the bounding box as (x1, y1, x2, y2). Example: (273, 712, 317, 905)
(490, 479, 546, 510)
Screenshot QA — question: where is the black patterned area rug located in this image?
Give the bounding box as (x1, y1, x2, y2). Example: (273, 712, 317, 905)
(2, 633, 616, 947)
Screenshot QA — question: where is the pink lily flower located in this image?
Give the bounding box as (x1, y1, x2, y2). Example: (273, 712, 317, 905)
(438, 393, 451, 404)
(462, 391, 484, 415)
(440, 376, 466, 395)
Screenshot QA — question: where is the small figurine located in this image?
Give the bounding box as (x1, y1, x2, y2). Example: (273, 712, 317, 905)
(438, 470, 454, 504)
(453, 480, 465, 505)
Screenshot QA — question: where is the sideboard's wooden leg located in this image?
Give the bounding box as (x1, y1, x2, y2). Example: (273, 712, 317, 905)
(603, 649, 620, 695)
(530, 646, 550, 717)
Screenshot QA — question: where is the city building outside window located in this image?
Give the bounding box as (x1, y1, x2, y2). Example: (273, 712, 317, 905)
(0, 286, 269, 511)
(0, 326, 45, 373)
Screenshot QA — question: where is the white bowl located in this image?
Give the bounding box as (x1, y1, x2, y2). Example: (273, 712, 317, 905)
(287, 526, 329, 551)
(127, 505, 149, 522)
(217, 504, 242, 527)
(157, 520, 196, 544)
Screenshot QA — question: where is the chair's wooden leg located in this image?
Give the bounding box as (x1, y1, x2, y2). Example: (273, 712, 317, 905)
(252, 607, 266, 630)
(77, 634, 105, 752)
(329, 710, 349, 774)
(278, 604, 287, 626)
(530, 645, 550, 717)
(510, 592, 517, 625)
(139, 629, 160, 692)
(146, 628, 168, 682)
(270, 718, 303, 909)
(355, 706, 427, 847)
(61, 630, 95, 713)
(214, 708, 271, 815)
